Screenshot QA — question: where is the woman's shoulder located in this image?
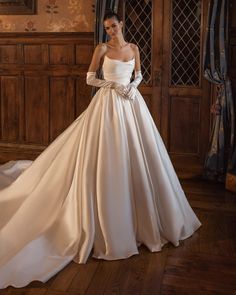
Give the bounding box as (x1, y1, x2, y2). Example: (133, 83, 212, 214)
(129, 43, 139, 51)
(98, 42, 108, 48)
(93, 43, 108, 59)
(94, 43, 108, 53)
(129, 43, 140, 59)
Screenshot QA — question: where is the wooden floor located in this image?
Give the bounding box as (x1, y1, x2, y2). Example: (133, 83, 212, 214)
(1, 178, 236, 295)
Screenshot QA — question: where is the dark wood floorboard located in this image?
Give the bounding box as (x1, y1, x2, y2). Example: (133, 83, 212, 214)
(1, 178, 236, 295)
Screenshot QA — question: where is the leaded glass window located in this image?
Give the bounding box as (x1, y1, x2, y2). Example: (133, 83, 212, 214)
(124, 0, 152, 85)
(171, 0, 201, 86)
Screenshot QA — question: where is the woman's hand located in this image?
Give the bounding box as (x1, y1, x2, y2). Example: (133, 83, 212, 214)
(112, 83, 129, 98)
(125, 85, 136, 100)
(113, 83, 137, 100)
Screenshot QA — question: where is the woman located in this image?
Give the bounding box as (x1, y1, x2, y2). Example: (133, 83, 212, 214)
(0, 11, 201, 288)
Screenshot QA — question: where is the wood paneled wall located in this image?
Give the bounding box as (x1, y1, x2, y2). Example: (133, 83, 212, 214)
(0, 32, 94, 162)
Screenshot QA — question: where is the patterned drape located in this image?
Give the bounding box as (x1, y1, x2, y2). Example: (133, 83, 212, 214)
(203, 0, 235, 191)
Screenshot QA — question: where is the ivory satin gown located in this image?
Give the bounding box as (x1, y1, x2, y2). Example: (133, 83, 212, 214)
(0, 55, 201, 288)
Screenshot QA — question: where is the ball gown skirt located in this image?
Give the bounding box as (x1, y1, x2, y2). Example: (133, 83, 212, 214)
(0, 55, 201, 288)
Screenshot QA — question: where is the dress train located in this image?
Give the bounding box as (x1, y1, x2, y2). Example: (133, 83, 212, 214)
(0, 56, 201, 288)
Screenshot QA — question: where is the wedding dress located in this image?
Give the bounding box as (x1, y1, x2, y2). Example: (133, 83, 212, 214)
(0, 55, 201, 288)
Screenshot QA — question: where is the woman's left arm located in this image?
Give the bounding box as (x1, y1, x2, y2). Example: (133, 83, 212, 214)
(125, 44, 143, 100)
(133, 44, 141, 72)
(128, 44, 142, 89)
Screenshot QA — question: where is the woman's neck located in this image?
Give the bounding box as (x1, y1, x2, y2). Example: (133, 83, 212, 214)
(108, 36, 128, 49)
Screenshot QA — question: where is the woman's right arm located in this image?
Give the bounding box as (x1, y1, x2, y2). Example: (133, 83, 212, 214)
(86, 44, 113, 88)
(88, 43, 106, 72)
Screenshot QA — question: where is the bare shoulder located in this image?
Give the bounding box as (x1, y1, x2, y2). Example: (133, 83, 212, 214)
(129, 43, 139, 52)
(129, 43, 141, 70)
(88, 43, 108, 71)
(94, 43, 108, 56)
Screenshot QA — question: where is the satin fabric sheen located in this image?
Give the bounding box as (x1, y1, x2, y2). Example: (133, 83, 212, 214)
(0, 55, 201, 288)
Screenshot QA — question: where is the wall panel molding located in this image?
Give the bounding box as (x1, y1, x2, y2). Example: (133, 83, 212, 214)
(0, 32, 94, 162)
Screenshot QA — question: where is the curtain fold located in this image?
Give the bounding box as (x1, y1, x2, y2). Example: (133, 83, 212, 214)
(203, 0, 236, 191)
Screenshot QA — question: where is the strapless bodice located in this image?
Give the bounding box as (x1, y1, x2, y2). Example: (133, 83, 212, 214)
(102, 55, 135, 86)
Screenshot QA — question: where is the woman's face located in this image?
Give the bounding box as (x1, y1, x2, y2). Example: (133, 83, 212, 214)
(104, 17, 122, 38)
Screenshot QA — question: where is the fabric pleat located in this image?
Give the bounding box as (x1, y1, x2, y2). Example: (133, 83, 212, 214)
(0, 56, 201, 288)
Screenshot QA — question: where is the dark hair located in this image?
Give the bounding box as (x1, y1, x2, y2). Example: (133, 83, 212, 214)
(103, 9, 121, 22)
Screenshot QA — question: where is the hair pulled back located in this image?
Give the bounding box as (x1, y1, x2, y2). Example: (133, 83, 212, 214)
(103, 9, 121, 22)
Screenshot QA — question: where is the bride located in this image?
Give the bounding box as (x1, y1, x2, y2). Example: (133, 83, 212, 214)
(0, 10, 201, 288)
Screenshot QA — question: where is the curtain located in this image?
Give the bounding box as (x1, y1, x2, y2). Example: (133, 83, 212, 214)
(203, 0, 236, 191)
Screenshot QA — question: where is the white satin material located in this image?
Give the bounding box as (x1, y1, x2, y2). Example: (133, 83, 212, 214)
(0, 56, 201, 288)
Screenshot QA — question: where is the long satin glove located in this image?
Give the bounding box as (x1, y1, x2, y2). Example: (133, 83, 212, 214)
(86, 72, 127, 97)
(125, 71, 143, 100)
